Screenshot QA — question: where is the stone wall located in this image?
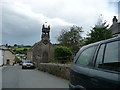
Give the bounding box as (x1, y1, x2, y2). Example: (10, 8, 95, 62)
(27, 50, 33, 60)
(38, 63, 71, 80)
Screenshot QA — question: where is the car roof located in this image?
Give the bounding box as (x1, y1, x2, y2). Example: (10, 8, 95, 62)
(73, 35, 120, 63)
(83, 35, 120, 49)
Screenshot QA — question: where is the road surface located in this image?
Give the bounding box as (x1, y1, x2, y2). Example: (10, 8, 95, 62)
(2, 65, 69, 88)
(0, 67, 2, 90)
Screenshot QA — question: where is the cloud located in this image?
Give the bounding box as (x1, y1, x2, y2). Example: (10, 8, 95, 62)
(0, 1, 2, 45)
(1, 0, 118, 45)
(2, 0, 74, 45)
(118, 1, 120, 22)
(2, 0, 74, 27)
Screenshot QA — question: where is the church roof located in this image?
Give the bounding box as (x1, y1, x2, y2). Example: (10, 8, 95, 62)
(27, 41, 52, 52)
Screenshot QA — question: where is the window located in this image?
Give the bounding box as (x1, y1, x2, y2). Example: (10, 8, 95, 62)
(104, 41, 119, 63)
(95, 41, 120, 72)
(102, 41, 119, 72)
(76, 46, 96, 66)
(95, 44, 105, 68)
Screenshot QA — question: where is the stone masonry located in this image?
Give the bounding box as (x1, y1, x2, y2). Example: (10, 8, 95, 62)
(27, 23, 54, 67)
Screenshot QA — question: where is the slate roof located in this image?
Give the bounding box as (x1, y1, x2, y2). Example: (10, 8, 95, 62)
(109, 22, 120, 35)
(0, 45, 15, 54)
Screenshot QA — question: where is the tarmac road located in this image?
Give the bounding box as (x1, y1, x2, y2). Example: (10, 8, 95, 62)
(2, 65, 69, 88)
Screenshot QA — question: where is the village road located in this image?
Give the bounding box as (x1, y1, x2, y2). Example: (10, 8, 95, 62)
(2, 65, 69, 88)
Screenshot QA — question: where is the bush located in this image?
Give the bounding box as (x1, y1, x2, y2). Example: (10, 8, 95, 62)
(15, 57, 21, 63)
(54, 46, 73, 63)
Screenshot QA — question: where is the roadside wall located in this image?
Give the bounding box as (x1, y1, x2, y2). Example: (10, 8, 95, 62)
(38, 63, 71, 80)
(0, 50, 3, 66)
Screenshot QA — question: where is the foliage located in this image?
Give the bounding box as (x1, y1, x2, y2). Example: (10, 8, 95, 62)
(58, 25, 84, 54)
(14, 44, 17, 47)
(85, 17, 113, 44)
(14, 44, 31, 48)
(12, 47, 31, 55)
(54, 46, 73, 63)
(15, 56, 21, 63)
(11, 45, 31, 55)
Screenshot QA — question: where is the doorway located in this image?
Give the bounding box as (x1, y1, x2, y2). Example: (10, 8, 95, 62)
(42, 51, 48, 63)
(6, 59, 10, 65)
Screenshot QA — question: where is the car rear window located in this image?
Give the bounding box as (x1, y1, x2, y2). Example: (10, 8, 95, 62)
(23, 60, 32, 63)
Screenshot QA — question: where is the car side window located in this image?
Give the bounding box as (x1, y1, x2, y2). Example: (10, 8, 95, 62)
(103, 41, 119, 72)
(95, 44, 105, 68)
(95, 41, 120, 72)
(104, 41, 119, 63)
(76, 46, 96, 66)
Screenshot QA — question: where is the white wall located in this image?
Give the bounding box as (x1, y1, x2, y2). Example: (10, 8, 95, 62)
(4, 50, 15, 65)
(0, 50, 3, 66)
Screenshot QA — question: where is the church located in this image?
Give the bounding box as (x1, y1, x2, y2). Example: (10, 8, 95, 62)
(27, 23, 54, 67)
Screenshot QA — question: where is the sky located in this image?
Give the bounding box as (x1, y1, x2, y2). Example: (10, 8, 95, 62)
(0, 0, 119, 45)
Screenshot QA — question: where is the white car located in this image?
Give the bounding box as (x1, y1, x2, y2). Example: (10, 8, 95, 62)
(22, 60, 35, 69)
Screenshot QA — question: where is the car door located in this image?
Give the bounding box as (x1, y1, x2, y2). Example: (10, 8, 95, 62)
(89, 40, 120, 88)
(70, 45, 97, 89)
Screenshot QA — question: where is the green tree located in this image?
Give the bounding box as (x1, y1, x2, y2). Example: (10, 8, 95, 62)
(15, 56, 21, 63)
(85, 17, 113, 44)
(58, 25, 83, 54)
(54, 46, 73, 63)
(14, 44, 17, 47)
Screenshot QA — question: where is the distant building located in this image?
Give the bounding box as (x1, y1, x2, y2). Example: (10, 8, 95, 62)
(0, 45, 16, 66)
(27, 23, 54, 67)
(0, 49, 3, 66)
(109, 16, 120, 35)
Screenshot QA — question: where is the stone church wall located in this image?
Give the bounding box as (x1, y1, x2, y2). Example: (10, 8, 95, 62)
(27, 42, 54, 67)
(27, 24, 54, 67)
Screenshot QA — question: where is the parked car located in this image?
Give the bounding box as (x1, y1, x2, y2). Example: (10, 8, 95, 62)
(69, 35, 120, 89)
(22, 60, 35, 69)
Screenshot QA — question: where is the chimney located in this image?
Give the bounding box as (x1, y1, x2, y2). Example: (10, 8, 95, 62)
(112, 16, 118, 24)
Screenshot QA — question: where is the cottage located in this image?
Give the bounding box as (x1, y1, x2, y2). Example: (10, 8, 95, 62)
(0, 49, 3, 66)
(0, 45, 16, 66)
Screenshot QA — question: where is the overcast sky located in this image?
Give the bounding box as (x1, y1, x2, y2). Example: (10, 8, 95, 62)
(0, 0, 119, 45)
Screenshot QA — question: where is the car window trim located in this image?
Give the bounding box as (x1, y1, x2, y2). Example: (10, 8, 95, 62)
(102, 43, 106, 66)
(93, 44, 105, 67)
(92, 66, 120, 74)
(88, 45, 98, 66)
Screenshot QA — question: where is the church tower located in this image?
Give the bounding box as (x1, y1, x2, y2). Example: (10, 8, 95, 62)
(41, 22, 50, 44)
(27, 22, 54, 67)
